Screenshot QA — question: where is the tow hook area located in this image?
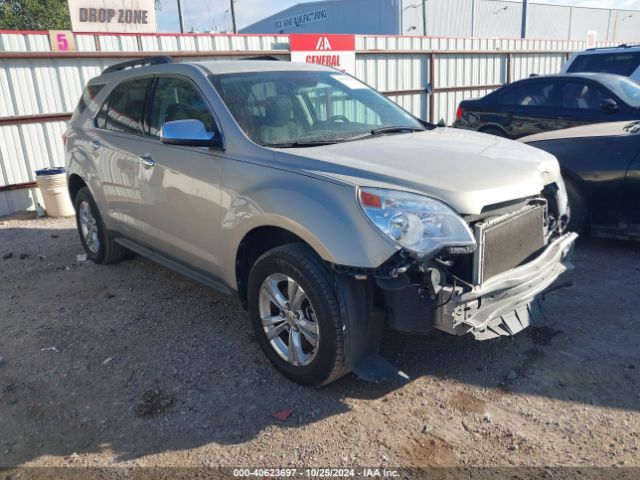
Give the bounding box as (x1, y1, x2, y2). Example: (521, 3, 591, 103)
(435, 232, 578, 340)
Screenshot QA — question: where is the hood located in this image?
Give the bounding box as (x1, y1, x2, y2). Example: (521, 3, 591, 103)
(272, 127, 561, 215)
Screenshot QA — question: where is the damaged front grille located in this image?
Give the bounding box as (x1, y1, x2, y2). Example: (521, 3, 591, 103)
(472, 204, 547, 284)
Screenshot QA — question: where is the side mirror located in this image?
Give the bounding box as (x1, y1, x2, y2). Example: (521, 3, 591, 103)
(161, 119, 219, 147)
(424, 83, 433, 95)
(600, 98, 618, 112)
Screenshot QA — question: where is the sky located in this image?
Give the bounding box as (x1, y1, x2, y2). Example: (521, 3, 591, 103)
(156, 0, 640, 33)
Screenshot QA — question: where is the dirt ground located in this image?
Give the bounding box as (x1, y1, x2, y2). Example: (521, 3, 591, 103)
(1, 212, 639, 472)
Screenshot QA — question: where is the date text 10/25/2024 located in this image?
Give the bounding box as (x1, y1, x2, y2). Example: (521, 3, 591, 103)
(232, 468, 401, 478)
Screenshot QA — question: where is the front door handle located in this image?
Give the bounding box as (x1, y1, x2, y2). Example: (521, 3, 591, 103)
(139, 154, 154, 168)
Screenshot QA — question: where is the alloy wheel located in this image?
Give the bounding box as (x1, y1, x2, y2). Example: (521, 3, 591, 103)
(78, 200, 100, 254)
(258, 273, 320, 367)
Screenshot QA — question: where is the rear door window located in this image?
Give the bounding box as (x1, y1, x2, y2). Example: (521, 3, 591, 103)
(560, 82, 604, 110)
(99, 77, 152, 135)
(500, 81, 557, 107)
(567, 52, 640, 76)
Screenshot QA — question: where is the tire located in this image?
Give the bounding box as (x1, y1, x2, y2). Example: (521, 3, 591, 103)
(479, 126, 507, 138)
(247, 243, 347, 386)
(74, 187, 126, 264)
(565, 178, 589, 234)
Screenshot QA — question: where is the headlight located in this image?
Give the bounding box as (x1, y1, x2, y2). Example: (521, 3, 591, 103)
(358, 187, 476, 255)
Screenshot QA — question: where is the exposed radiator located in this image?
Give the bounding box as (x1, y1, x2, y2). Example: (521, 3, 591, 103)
(473, 205, 546, 284)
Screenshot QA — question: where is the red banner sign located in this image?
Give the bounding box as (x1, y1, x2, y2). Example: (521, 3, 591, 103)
(289, 34, 356, 74)
(290, 34, 356, 52)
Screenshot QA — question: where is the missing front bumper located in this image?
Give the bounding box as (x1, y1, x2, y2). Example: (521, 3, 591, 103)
(434, 231, 578, 340)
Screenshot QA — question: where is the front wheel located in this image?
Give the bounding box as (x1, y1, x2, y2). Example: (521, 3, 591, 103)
(74, 187, 126, 264)
(247, 244, 348, 386)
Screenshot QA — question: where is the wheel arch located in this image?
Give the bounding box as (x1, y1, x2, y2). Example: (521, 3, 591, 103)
(560, 167, 589, 202)
(560, 167, 591, 232)
(235, 224, 324, 309)
(68, 173, 88, 204)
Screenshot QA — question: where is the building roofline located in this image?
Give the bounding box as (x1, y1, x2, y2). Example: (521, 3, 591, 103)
(240, 0, 349, 33)
(241, 0, 640, 34)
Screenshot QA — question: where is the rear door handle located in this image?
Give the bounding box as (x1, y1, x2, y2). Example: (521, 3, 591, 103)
(139, 154, 154, 168)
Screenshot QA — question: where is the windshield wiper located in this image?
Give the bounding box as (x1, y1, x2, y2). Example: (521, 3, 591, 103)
(262, 140, 339, 148)
(345, 125, 425, 142)
(371, 126, 425, 135)
(263, 126, 426, 147)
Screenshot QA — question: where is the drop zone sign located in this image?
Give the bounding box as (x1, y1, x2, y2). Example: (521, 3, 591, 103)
(290, 34, 356, 75)
(67, 0, 157, 33)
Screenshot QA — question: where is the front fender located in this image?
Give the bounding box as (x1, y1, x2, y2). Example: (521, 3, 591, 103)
(218, 167, 399, 287)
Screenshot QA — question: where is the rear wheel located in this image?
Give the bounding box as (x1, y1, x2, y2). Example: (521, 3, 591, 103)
(247, 244, 347, 386)
(74, 187, 125, 264)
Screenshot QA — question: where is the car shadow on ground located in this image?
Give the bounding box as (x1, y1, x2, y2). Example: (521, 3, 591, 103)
(0, 222, 638, 465)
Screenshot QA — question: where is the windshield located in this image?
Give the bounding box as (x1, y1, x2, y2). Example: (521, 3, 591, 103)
(210, 70, 424, 146)
(567, 51, 640, 77)
(598, 75, 640, 108)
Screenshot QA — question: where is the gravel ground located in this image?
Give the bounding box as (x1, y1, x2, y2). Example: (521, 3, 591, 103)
(1, 212, 639, 471)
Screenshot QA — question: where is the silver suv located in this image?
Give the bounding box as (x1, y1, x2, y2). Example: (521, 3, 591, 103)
(562, 45, 640, 83)
(66, 56, 577, 386)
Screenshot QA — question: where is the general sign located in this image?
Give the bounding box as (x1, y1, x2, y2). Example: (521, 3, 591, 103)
(68, 0, 157, 33)
(290, 34, 356, 75)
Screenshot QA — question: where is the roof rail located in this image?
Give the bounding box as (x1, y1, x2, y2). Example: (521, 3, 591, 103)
(241, 55, 280, 61)
(102, 56, 174, 75)
(585, 43, 638, 52)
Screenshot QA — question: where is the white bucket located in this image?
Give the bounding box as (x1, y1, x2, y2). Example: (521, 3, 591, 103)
(35, 172, 75, 217)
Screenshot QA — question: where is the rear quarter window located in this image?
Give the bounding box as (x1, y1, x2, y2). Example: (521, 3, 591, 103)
(71, 84, 105, 121)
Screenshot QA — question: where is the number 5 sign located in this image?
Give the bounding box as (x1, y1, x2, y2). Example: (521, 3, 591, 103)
(49, 30, 77, 52)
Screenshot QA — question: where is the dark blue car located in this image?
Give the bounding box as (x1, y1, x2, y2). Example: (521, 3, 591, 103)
(453, 73, 640, 139)
(521, 120, 640, 238)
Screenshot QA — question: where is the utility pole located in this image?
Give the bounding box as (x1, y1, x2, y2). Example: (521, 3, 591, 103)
(421, 0, 426, 36)
(177, 0, 185, 33)
(471, 0, 476, 37)
(230, 0, 237, 34)
(520, 0, 528, 39)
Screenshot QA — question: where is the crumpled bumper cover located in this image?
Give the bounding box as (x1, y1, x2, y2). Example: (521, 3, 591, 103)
(434, 231, 578, 340)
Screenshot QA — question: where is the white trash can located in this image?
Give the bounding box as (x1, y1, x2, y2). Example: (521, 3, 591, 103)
(35, 167, 75, 217)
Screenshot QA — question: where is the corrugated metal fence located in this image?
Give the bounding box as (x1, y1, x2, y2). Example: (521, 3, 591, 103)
(401, 0, 640, 43)
(0, 31, 615, 216)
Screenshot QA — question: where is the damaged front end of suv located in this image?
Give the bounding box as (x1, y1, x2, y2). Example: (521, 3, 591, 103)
(339, 180, 577, 342)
